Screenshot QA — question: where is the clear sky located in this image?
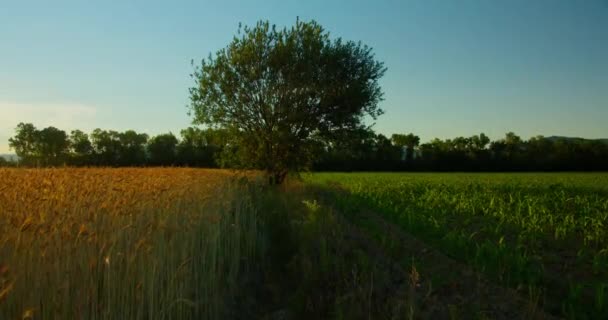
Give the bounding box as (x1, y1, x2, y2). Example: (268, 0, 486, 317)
(1, 0, 607, 153)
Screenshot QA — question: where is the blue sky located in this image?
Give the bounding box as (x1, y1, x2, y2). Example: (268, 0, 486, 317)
(1, 0, 607, 153)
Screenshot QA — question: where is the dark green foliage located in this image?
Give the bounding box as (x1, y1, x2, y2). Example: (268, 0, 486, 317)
(35, 126, 70, 166)
(189, 19, 386, 183)
(317, 132, 608, 172)
(6, 123, 231, 168)
(90, 129, 122, 166)
(88, 128, 149, 166)
(391, 133, 420, 162)
(176, 127, 227, 167)
(6, 122, 608, 170)
(147, 133, 178, 166)
(69, 130, 94, 165)
(117, 130, 149, 166)
(8, 123, 38, 164)
(391, 133, 420, 149)
(8, 123, 70, 166)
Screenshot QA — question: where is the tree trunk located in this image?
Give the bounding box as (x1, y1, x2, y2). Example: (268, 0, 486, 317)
(268, 170, 288, 185)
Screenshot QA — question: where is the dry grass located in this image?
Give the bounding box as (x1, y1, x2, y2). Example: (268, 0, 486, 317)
(0, 168, 260, 319)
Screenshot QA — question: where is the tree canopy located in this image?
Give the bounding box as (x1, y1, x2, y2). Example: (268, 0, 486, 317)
(9, 123, 70, 166)
(189, 19, 386, 184)
(147, 133, 178, 166)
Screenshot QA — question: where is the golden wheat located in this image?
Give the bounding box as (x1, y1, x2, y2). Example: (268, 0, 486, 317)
(0, 168, 258, 319)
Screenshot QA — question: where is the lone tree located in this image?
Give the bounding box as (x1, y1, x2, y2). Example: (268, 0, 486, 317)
(189, 19, 386, 184)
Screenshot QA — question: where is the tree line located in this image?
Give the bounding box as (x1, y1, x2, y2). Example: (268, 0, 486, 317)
(4, 122, 607, 171)
(5, 123, 225, 167)
(314, 130, 608, 171)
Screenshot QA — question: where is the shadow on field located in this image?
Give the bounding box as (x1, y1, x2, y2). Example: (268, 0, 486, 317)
(240, 180, 557, 320)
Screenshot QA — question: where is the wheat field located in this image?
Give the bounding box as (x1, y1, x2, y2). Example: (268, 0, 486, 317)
(0, 168, 260, 319)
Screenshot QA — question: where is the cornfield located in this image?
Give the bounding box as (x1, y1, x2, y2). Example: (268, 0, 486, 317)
(309, 172, 608, 318)
(0, 168, 260, 319)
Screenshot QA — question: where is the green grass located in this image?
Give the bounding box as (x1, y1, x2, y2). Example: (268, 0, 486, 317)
(306, 172, 608, 319)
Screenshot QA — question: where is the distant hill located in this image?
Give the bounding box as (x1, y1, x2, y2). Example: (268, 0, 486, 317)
(0, 154, 18, 162)
(545, 136, 608, 144)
